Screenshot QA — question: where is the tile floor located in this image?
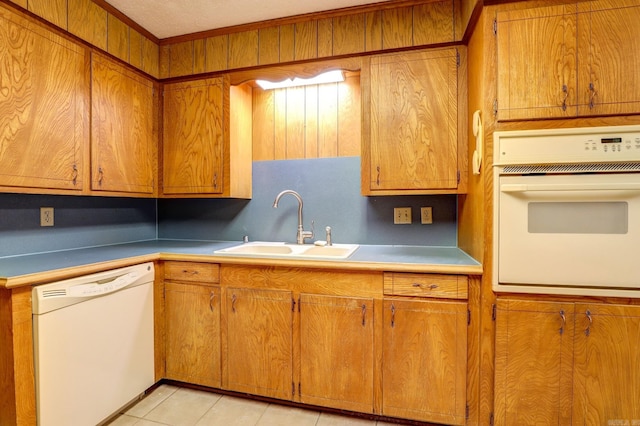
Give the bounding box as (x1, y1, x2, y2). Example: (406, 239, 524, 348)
(108, 384, 400, 426)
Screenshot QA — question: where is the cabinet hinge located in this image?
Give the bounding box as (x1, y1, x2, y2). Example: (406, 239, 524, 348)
(298, 382, 301, 397)
(456, 50, 460, 67)
(292, 382, 295, 397)
(467, 309, 471, 326)
(493, 99, 498, 117)
(457, 170, 461, 184)
(466, 404, 470, 419)
(492, 304, 497, 321)
(292, 298, 296, 312)
(490, 412, 495, 426)
(298, 296, 301, 312)
(493, 18, 497, 35)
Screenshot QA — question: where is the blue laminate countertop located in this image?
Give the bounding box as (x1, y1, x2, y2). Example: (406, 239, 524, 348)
(0, 239, 482, 288)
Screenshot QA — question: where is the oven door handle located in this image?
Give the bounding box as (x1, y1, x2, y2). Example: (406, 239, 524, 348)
(501, 182, 640, 192)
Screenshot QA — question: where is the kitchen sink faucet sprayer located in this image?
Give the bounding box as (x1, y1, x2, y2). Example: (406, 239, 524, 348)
(273, 190, 314, 244)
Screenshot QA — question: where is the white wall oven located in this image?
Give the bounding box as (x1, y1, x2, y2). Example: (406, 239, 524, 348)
(493, 126, 640, 297)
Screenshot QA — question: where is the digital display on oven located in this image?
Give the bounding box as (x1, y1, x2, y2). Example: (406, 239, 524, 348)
(601, 137, 622, 143)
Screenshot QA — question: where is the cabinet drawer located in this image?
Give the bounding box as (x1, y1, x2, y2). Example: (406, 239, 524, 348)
(164, 262, 220, 284)
(384, 273, 468, 299)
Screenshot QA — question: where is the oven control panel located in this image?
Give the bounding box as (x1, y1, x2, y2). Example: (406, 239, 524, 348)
(494, 125, 640, 166)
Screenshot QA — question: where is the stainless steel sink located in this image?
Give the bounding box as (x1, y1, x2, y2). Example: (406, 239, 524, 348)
(214, 242, 359, 259)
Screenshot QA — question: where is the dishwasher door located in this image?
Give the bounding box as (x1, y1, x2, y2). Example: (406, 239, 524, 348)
(32, 262, 155, 426)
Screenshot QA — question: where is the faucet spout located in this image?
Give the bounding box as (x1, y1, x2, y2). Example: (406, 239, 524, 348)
(273, 190, 314, 244)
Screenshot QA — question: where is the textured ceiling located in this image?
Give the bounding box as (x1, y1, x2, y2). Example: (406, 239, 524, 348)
(104, 0, 391, 39)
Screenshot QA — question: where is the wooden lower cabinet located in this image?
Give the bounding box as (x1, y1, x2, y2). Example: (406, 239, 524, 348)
(225, 287, 294, 400)
(299, 293, 374, 413)
(495, 299, 640, 425)
(164, 282, 221, 388)
(382, 298, 468, 425)
(164, 262, 222, 388)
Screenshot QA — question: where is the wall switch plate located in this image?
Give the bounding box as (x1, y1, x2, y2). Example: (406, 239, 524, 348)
(40, 207, 54, 227)
(420, 207, 433, 224)
(394, 207, 412, 224)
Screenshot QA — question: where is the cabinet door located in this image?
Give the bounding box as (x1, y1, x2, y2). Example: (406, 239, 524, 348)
(226, 287, 293, 400)
(573, 303, 640, 423)
(0, 8, 87, 191)
(494, 299, 575, 426)
(367, 48, 459, 192)
(577, 1, 640, 116)
(165, 283, 221, 388)
(382, 298, 467, 425)
(91, 54, 156, 195)
(163, 77, 226, 195)
(299, 294, 374, 413)
(496, 5, 577, 120)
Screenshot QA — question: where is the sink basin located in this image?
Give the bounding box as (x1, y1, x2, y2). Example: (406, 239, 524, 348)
(214, 242, 359, 260)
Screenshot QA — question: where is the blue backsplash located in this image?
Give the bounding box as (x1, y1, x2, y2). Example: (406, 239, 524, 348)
(0, 157, 457, 258)
(0, 194, 156, 258)
(158, 157, 457, 246)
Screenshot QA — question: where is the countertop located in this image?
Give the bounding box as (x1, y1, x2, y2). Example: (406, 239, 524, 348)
(0, 239, 482, 288)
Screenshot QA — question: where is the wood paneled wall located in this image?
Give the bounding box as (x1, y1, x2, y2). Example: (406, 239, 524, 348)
(159, 0, 461, 79)
(252, 73, 361, 161)
(4, 0, 470, 82)
(5, 0, 159, 77)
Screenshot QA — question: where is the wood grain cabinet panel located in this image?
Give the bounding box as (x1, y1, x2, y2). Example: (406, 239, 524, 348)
(225, 287, 294, 400)
(494, 299, 575, 425)
(363, 48, 464, 195)
(577, 1, 640, 116)
(572, 303, 640, 423)
(382, 298, 467, 425)
(162, 76, 252, 198)
(299, 293, 374, 413)
(165, 282, 221, 388)
(91, 53, 157, 195)
(162, 78, 224, 195)
(0, 7, 88, 193)
(495, 299, 640, 425)
(497, 1, 640, 120)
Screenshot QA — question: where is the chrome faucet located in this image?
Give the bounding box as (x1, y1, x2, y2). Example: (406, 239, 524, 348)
(272, 190, 314, 244)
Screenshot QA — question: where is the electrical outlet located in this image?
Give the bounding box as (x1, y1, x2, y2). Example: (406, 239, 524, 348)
(420, 207, 433, 224)
(40, 207, 54, 227)
(394, 207, 412, 224)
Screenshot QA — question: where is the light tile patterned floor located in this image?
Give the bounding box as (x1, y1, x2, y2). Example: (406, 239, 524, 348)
(108, 384, 399, 426)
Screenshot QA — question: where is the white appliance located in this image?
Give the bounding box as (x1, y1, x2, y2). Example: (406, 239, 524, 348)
(493, 125, 640, 297)
(32, 263, 155, 426)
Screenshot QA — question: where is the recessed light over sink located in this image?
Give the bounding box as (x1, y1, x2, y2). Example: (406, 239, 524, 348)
(214, 241, 359, 259)
(256, 70, 345, 90)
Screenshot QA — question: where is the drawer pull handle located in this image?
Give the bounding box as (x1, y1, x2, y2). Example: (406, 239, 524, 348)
(231, 294, 237, 313)
(412, 283, 438, 290)
(361, 304, 366, 327)
(559, 310, 566, 335)
(182, 270, 199, 275)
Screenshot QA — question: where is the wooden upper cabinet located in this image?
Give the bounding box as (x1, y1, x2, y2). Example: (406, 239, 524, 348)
(497, 1, 640, 120)
(572, 303, 640, 423)
(382, 297, 468, 425)
(577, 0, 640, 116)
(91, 53, 157, 196)
(162, 76, 252, 198)
(496, 5, 578, 120)
(362, 47, 466, 195)
(0, 6, 88, 193)
(298, 293, 374, 413)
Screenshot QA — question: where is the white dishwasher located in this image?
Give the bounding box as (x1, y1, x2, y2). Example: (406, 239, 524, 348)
(32, 262, 155, 426)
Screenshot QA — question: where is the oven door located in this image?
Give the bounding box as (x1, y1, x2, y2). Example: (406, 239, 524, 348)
(494, 172, 640, 295)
